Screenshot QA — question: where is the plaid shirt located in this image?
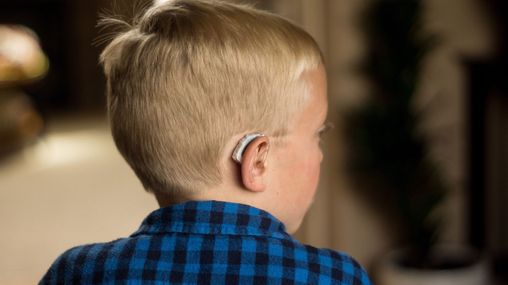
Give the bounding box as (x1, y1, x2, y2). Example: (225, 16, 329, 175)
(40, 200, 372, 284)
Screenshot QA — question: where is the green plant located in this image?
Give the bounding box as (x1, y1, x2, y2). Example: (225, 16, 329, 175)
(346, 0, 447, 268)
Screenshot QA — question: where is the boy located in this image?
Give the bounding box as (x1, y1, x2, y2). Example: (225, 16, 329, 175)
(41, 0, 372, 284)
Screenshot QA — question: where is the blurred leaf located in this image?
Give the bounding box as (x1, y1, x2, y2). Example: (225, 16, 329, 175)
(345, 0, 447, 267)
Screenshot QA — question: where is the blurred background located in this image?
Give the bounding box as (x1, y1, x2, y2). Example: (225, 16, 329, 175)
(0, 0, 506, 284)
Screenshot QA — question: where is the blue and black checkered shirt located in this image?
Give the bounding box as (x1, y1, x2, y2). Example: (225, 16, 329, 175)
(40, 200, 372, 284)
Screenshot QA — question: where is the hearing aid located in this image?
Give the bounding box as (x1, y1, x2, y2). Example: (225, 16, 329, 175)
(231, 132, 266, 163)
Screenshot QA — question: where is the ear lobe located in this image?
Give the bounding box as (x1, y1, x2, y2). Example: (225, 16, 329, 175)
(240, 136, 270, 192)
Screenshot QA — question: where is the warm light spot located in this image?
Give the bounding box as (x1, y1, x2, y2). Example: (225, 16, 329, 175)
(22, 130, 112, 170)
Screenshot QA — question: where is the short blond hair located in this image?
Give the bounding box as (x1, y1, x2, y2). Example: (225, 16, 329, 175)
(100, 0, 323, 194)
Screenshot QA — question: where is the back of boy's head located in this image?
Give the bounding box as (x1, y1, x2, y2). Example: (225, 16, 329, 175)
(100, 0, 323, 194)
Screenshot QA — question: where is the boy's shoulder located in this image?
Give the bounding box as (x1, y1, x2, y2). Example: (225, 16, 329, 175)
(39, 238, 130, 284)
(41, 236, 371, 285)
(40, 201, 372, 284)
(293, 243, 372, 285)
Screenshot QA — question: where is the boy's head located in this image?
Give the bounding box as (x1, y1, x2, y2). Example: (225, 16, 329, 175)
(100, 0, 327, 232)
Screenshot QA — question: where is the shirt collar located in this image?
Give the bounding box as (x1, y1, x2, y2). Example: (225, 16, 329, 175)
(131, 200, 290, 239)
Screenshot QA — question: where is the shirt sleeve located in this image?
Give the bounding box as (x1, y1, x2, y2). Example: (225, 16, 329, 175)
(351, 257, 373, 285)
(39, 246, 79, 285)
(39, 254, 65, 284)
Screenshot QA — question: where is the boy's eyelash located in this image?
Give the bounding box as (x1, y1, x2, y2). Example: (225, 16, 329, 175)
(318, 121, 335, 137)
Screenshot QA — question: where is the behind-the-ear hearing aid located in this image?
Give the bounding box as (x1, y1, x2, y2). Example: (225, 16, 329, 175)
(231, 132, 266, 163)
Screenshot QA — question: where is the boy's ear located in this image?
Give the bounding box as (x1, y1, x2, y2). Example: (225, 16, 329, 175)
(240, 136, 270, 192)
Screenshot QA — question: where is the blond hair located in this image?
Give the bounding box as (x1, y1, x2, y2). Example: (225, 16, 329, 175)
(100, 0, 323, 194)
